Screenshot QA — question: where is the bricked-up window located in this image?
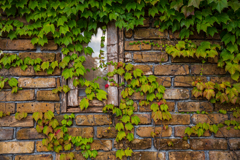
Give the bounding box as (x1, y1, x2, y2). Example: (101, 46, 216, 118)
(62, 22, 122, 113)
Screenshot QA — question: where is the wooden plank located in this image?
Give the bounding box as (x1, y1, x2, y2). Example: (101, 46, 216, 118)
(107, 21, 119, 106)
(61, 54, 67, 113)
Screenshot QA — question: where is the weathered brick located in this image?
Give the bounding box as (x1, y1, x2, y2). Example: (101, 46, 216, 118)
(15, 154, 52, 160)
(36, 141, 48, 152)
(76, 140, 112, 151)
(210, 77, 235, 84)
(154, 65, 189, 75)
(114, 114, 151, 125)
(125, 29, 133, 38)
(37, 91, 60, 101)
(139, 101, 175, 112)
(40, 40, 58, 50)
(154, 139, 190, 150)
(169, 151, 205, 160)
(125, 41, 151, 50)
(0, 39, 36, 50)
(0, 90, 35, 101)
(137, 126, 172, 137)
(191, 114, 228, 124)
(152, 40, 172, 50)
(0, 142, 34, 154)
(155, 114, 190, 125)
(215, 127, 240, 137)
(17, 128, 45, 139)
(55, 103, 60, 114)
(156, 77, 172, 87)
(174, 126, 211, 137)
(174, 76, 207, 87)
(75, 115, 111, 125)
(97, 126, 134, 138)
(8, 66, 35, 76)
(133, 65, 153, 75)
(0, 156, 12, 160)
(209, 151, 240, 160)
(35, 68, 61, 76)
(0, 129, 14, 140)
(17, 102, 54, 113)
(19, 52, 56, 62)
(190, 139, 227, 150)
(0, 116, 33, 127)
(130, 152, 165, 160)
(172, 56, 201, 63)
(163, 89, 190, 99)
(18, 78, 56, 88)
(134, 28, 168, 39)
(125, 52, 132, 62)
(68, 127, 93, 138)
(95, 151, 127, 160)
(214, 103, 240, 111)
(114, 139, 152, 150)
(0, 103, 15, 113)
(177, 102, 213, 112)
(56, 152, 85, 160)
(229, 139, 240, 149)
(191, 64, 226, 75)
(133, 52, 168, 63)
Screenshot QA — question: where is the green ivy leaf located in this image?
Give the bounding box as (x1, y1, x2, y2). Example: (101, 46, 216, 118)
(80, 98, 89, 110)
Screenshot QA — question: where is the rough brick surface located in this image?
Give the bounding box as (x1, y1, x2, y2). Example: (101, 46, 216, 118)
(139, 101, 175, 112)
(191, 64, 226, 75)
(177, 102, 213, 112)
(0, 39, 36, 50)
(125, 41, 151, 50)
(76, 140, 112, 151)
(15, 155, 53, 160)
(163, 89, 190, 99)
(136, 126, 172, 137)
(169, 151, 205, 160)
(17, 102, 54, 113)
(114, 139, 152, 150)
(133, 52, 168, 63)
(75, 115, 111, 125)
(191, 114, 228, 124)
(174, 76, 207, 87)
(0, 142, 34, 154)
(155, 114, 190, 125)
(134, 28, 168, 39)
(17, 128, 45, 139)
(190, 139, 227, 150)
(37, 90, 60, 101)
(133, 65, 153, 75)
(0, 103, 15, 113)
(174, 126, 211, 137)
(130, 152, 165, 160)
(215, 127, 240, 137)
(154, 65, 189, 75)
(0, 90, 35, 101)
(209, 151, 240, 160)
(18, 78, 56, 88)
(0, 116, 33, 127)
(0, 129, 14, 140)
(154, 139, 190, 150)
(19, 52, 56, 62)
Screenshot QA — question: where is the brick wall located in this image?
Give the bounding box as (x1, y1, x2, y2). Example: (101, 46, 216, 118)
(0, 17, 240, 160)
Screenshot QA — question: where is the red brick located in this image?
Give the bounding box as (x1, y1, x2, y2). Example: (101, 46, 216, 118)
(154, 65, 189, 75)
(169, 151, 205, 160)
(55, 152, 85, 160)
(177, 102, 213, 112)
(19, 52, 56, 62)
(139, 101, 175, 112)
(172, 56, 201, 63)
(134, 28, 168, 39)
(0, 116, 33, 127)
(36, 141, 48, 152)
(156, 77, 172, 87)
(18, 78, 56, 88)
(17, 128, 45, 139)
(174, 126, 211, 137)
(229, 139, 240, 150)
(154, 139, 190, 150)
(125, 29, 133, 38)
(68, 127, 93, 138)
(15, 155, 52, 160)
(210, 77, 235, 84)
(163, 89, 190, 99)
(8, 66, 35, 76)
(215, 127, 240, 137)
(0, 90, 35, 101)
(76, 140, 112, 151)
(97, 126, 134, 138)
(0, 142, 34, 154)
(17, 102, 54, 113)
(191, 64, 226, 75)
(152, 40, 172, 50)
(214, 103, 240, 111)
(40, 40, 58, 50)
(114, 114, 151, 125)
(190, 139, 227, 150)
(0, 103, 15, 113)
(114, 139, 151, 150)
(75, 115, 112, 125)
(133, 65, 153, 75)
(130, 152, 165, 160)
(133, 52, 168, 63)
(209, 151, 240, 160)
(155, 114, 190, 125)
(125, 41, 151, 50)
(0, 39, 36, 50)
(0, 129, 14, 140)
(0, 156, 12, 160)
(191, 114, 228, 124)
(37, 91, 60, 101)
(35, 68, 61, 76)
(95, 151, 127, 160)
(136, 126, 172, 137)
(174, 76, 207, 87)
